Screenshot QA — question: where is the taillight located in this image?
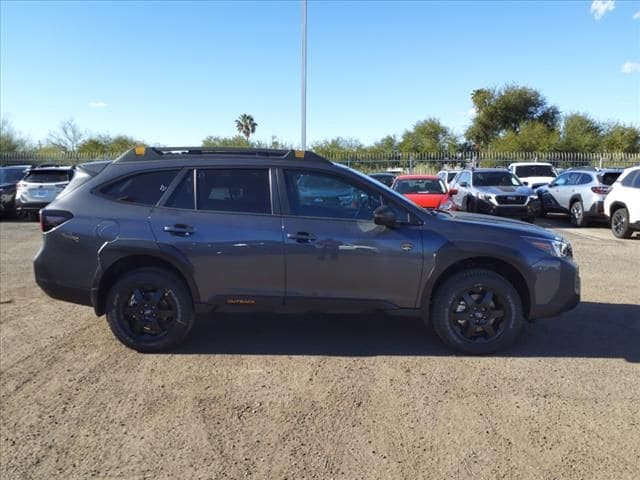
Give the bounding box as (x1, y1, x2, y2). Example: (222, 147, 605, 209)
(591, 186, 610, 195)
(40, 210, 73, 233)
(16, 181, 27, 194)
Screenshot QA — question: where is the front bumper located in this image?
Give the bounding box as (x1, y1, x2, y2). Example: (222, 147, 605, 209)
(528, 257, 580, 319)
(476, 198, 541, 219)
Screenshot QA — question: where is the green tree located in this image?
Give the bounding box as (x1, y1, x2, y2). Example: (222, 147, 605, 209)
(399, 118, 458, 152)
(490, 121, 560, 152)
(601, 124, 640, 153)
(311, 137, 364, 157)
(202, 135, 252, 148)
(252, 135, 292, 149)
(465, 85, 560, 147)
(559, 114, 603, 152)
(0, 118, 28, 151)
(369, 134, 398, 152)
(78, 134, 139, 155)
(235, 114, 258, 140)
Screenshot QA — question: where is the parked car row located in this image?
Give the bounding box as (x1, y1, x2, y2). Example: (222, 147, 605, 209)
(376, 164, 639, 239)
(0, 165, 74, 218)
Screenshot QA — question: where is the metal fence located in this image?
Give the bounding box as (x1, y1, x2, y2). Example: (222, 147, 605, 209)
(1, 150, 639, 174)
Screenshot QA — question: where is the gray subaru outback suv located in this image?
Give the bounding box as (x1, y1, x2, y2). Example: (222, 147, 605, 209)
(34, 147, 580, 354)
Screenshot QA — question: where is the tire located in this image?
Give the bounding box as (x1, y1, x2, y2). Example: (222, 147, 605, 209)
(611, 207, 633, 239)
(465, 197, 476, 213)
(570, 200, 588, 227)
(431, 269, 524, 355)
(105, 267, 194, 352)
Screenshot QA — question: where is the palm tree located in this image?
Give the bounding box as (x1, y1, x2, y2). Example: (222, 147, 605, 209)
(235, 114, 258, 140)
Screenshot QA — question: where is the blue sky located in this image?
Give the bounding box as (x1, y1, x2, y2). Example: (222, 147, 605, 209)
(1, 0, 639, 147)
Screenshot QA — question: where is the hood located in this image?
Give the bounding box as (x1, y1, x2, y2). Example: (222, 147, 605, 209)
(435, 210, 559, 240)
(404, 192, 448, 208)
(475, 185, 535, 196)
(0, 182, 17, 190)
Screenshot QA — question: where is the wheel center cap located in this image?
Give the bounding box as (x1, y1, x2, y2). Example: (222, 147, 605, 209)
(474, 312, 484, 319)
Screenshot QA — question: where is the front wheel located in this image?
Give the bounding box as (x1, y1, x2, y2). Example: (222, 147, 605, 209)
(611, 207, 633, 239)
(431, 270, 524, 354)
(106, 268, 194, 352)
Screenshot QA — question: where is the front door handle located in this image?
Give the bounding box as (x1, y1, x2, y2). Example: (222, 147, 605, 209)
(287, 232, 316, 243)
(163, 224, 196, 236)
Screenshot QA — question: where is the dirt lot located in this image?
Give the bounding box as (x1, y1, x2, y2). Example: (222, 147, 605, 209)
(1, 218, 639, 479)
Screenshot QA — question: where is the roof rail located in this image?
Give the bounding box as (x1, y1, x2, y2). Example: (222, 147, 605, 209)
(563, 166, 597, 172)
(115, 146, 329, 163)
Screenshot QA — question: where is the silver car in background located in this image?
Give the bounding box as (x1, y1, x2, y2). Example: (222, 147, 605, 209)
(536, 167, 623, 226)
(16, 166, 74, 217)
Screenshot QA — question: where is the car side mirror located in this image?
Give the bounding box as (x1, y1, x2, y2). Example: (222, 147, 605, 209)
(459, 181, 468, 188)
(522, 181, 529, 186)
(448, 188, 458, 196)
(373, 205, 397, 228)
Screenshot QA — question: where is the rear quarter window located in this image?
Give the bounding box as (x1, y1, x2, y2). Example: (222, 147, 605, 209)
(101, 170, 178, 205)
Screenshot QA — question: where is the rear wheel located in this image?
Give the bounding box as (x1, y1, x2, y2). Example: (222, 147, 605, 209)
(611, 207, 633, 239)
(431, 270, 524, 354)
(570, 200, 588, 227)
(105, 268, 194, 352)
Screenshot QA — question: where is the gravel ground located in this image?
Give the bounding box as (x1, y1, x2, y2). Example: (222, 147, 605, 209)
(1, 218, 639, 479)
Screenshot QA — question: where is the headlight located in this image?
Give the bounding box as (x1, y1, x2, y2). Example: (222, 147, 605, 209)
(524, 236, 572, 258)
(528, 194, 538, 200)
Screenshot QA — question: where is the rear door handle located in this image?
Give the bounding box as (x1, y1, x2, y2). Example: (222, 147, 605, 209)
(163, 224, 196, 236)
(287, 232, 316, 243)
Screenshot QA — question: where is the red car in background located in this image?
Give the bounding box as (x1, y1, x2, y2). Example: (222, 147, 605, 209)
(392, 175, 456, 210)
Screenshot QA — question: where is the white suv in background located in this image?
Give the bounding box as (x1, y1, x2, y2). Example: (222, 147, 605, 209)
(604, 166, 640, 239)
(508, 162, 557, 189)
(15, 166, 74, 218)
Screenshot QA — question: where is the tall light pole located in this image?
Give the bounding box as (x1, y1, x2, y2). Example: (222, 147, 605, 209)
(301, 0, 307, 150)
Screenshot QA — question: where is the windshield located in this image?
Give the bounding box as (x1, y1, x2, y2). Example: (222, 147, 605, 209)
(473, 171, 522, 187)
(515, 165, 556, 178)
(0, 168, 27, 184)
(394, 178, 446, 194)
(23, 170, 71, 184)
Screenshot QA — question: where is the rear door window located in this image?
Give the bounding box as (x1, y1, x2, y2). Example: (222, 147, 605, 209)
(165, 170, 195, 209)
(101, 170, 179, 205)
(196, 169, 271, 214)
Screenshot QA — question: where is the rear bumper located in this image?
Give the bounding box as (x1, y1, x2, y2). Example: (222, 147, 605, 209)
(528, 258, 580, 319)
(34, 252, 92, 307)
(476, 198, 541, 219)
(16, 200, 49, 212)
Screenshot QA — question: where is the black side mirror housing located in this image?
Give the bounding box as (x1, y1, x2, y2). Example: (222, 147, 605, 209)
(373, 205, 397, 228)
(459, 181, 468, 188)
